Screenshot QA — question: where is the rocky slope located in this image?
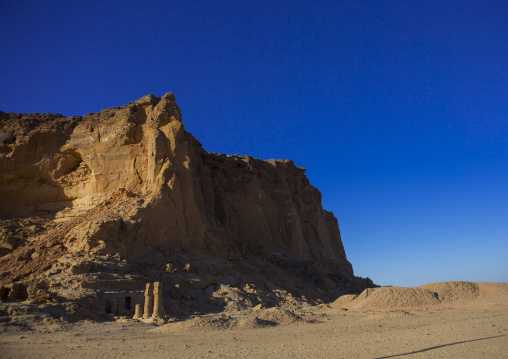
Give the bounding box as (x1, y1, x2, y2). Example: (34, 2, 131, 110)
(0, 93, 373, 323)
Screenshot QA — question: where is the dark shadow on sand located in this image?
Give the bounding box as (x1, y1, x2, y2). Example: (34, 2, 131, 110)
(374, 334, 506, 359)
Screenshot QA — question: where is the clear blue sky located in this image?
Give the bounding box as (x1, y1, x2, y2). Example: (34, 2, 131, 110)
(1, 1, 506, 287)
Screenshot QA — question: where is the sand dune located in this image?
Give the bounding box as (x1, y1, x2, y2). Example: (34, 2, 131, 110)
(421, 281, 508, 301)
(331, 281, 508, 311)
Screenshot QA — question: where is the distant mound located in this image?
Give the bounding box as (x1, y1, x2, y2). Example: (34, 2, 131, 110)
(332, 281, 508, 311)
(333, 287, 440, 311)
(419, 281, 480, 302)
(420, 281, 508, 301)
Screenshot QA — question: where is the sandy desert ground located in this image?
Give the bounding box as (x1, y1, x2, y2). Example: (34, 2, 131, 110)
(0, 281, 507, 358)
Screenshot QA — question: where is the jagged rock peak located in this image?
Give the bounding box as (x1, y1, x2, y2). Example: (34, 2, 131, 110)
(134, 94, 161, 106)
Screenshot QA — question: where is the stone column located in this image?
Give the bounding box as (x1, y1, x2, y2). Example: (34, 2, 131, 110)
(143, 283, 154, 319)
(133, 304, 143, 319)
(152, 282, 165, 318)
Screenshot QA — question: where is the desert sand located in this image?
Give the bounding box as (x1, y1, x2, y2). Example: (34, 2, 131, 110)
(1, 281, 506, 358)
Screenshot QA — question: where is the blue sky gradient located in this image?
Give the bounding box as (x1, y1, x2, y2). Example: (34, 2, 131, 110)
(1, 1, 506, 286)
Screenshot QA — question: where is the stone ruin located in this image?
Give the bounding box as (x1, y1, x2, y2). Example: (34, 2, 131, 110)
(137, 282, 165, 320)
(100, 282, 164, 320)
(100, 288, 144, 317)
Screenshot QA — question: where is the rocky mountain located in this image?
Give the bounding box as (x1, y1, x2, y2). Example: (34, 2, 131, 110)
(0, 93, 373, 322)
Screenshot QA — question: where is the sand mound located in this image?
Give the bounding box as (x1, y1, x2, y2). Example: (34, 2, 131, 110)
(151, 307, 302, 333)
(255, 307, 301, 325)
(150, 316, 233, 333)
(343, 287, 440, 310)
(476, 282, 508, 297)
(330, 294, 358, 308)
(332, 282, 508, 312)
(419, 281, 480, 301)
(419, 281, 508, 302)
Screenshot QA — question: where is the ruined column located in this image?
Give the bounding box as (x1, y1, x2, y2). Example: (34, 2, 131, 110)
(152, 282, 165, 318)
(143, 283, 154, 319)
(133, 304, 143, 319)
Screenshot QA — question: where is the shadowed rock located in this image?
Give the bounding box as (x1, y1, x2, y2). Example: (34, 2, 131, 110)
(0, 93, 374, 322)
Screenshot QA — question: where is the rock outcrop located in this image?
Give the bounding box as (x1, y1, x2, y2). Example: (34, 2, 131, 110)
(0, 93, 372, 322)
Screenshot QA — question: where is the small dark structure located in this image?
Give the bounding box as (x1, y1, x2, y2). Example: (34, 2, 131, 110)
(99, 289, 144, 316)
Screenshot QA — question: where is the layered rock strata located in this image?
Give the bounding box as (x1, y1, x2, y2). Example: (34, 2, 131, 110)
(0, 93, 372, 321)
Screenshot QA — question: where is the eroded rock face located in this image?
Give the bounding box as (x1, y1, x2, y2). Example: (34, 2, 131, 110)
(1, 94, 350, 267)
(0, 94, 370, 322)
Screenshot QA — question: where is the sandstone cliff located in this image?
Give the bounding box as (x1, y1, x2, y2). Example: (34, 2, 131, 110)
(0, 94, 372, 322)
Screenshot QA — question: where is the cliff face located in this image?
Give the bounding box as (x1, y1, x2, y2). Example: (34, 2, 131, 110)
(0, 93, 349, 266)
(0, 94, 370, 320)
